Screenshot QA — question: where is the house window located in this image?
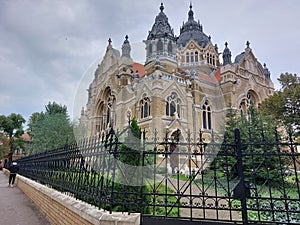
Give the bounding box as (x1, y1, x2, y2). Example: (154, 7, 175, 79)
(202, 101, 211, 130)
(166, 93, 181, 118)
(140, 97, 150, 119)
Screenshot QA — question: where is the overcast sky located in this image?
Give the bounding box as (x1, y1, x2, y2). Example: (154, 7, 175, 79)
(1, 0, 299, 125)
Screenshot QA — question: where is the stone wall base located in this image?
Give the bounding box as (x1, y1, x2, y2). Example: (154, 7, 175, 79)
(3, 169, 140, 225)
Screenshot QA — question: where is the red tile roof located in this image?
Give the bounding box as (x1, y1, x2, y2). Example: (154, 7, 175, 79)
(132, 62, 145, 78)
(198, 69, 221, 84)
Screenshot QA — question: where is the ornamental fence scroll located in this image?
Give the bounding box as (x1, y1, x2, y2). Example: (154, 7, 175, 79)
(17, 127, 300, 225)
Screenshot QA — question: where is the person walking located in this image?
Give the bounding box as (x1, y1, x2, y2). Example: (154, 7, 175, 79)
(8, 161, 19, 187)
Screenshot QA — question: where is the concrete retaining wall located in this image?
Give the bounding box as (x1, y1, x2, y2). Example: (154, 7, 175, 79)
(3, 169, 140, 225)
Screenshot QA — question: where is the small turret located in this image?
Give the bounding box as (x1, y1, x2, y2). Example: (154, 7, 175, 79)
(263, 63, 271, 80)
(121, 35, 131, 58)
(223, 42, 232, 65)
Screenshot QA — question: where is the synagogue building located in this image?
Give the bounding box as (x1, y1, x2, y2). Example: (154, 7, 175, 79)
(80, 3, 274, 140)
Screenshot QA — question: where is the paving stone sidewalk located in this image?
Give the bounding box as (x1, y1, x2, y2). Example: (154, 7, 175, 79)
(0, 171, 50, 225)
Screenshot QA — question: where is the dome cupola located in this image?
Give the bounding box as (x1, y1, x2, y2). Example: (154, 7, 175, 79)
(177, 3, 210, 48)
(145, 3, 176, 64)
(147, 3, 175, 41)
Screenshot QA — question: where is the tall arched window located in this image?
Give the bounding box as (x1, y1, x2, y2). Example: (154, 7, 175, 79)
(157, 40, 163, 53)
(140, 97, 150, 119)
(239, 99, 248, 115)
(202, 101, 212, 130)
(166, 93, 181, 118)
(191, 52, 194, 63)
(195, 51, 199, 62)
(96, 88, 115, 134)
(167, 41, 172, 54)
(149, 43, 153, 55)
(186, 52, 190, 63)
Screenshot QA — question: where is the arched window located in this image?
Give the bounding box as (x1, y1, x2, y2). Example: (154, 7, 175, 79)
(202, 101, 212, 130)
(166, 93, 181, 118)
(195, 51, 199, 62)
(148, 43, 153, 55)
(96, 90, 115, 134)
(186, 52, 190, 63)
(191, 52, 194, 63)
(140, 97, 150, 119)
(239, 99, 248, 116)
(167, 41, 172, 54)
(157, 40, 163, 53)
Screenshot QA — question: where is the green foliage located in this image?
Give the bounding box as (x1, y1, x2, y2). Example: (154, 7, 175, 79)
(261, 73, 300, 137)
(28, 101, 75, 154)
(45, 101, 68, 116)
(0, 113, 25, 160)
(0, 113, 25, 138)
(213, 105, 287, 185)
(107, 117, 151, 213)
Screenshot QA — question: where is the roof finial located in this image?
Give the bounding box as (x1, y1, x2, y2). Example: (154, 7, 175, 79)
(188, 2, 194, 20)
(246, 40, 250, 48)
(160, 2, 164, 12)
(124, 35, 129, 44)
(225, 42, 228, 48)
(108, 38, 112, 45)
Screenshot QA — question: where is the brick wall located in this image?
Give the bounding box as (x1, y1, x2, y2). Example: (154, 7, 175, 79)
(4, 169, 140, 225)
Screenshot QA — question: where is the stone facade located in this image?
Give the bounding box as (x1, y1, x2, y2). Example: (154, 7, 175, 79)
(80, 3, 274, 140)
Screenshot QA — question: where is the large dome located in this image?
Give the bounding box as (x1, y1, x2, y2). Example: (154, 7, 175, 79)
(177, 4, 210, 48)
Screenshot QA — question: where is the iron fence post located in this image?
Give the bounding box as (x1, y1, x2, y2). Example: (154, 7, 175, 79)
(234, 128, 248, 225)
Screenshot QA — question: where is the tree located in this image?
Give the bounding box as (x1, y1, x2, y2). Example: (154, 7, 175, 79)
(278, 72, 300, 90)
(212, 105, 285, 185)
(261, 73, 300, 136)
(109, 118, 150, 213)
(0, 113, 26, 162)
(45, 101, 68, 115)
(28, 102, 75, 154)
(0, 133, 9, 160)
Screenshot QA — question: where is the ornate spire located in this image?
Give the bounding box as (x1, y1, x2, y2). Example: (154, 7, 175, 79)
(223, 42, 232, 65)
(188, 2, 194, 21)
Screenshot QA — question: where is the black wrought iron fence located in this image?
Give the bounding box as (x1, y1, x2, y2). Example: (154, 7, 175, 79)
(17, 127, 300, 225)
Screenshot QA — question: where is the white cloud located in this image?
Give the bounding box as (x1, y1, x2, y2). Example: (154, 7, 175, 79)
(0, 0, 299, 124)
